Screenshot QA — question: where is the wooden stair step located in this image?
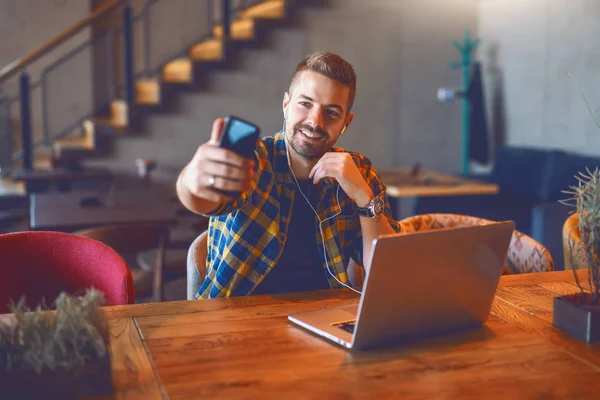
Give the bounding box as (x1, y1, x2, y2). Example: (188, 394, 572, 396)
(53, 120, 96, 156)
(33, 155, 53, 170)
(90, 120, 126, 138)
(239, 0, 286, 19)
(213, 19, 255, 40)
(136, 78, 161, 105)
(0, 177, 25, 197)
(110, 99, 128, 128)
(190, 39, 224, 61)
(54, 135, 94, 151)
(89, 117, 128, 137)
(78, 99, 128, 143)
(163, 58, 194, 83)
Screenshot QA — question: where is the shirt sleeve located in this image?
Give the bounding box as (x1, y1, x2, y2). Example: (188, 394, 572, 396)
(350, 154, 402, 267)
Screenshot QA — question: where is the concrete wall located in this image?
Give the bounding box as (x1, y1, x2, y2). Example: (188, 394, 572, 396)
(478, 0, 600, 155)
(95, 0, 478, 202)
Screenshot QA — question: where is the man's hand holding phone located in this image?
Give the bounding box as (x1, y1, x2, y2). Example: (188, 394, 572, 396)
(178, 117, 258, 210)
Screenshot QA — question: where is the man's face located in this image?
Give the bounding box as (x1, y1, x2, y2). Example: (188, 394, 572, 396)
(283, 70, 354, 160)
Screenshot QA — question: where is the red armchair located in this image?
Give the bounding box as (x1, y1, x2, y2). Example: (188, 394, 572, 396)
(0, 231, 134, 313)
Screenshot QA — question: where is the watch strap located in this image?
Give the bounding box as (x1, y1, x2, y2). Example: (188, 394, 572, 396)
(355, 204, 374, 217)
(355, 193, 384, 217)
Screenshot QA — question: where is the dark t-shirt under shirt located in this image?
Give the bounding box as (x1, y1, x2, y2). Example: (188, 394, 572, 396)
(252, 179, 330, 295)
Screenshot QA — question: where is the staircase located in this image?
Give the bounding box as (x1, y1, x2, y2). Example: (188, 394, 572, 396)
(0, 0, 307, 200)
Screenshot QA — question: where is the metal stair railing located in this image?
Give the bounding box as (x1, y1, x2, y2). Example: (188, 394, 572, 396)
(0, 0, 272, 178)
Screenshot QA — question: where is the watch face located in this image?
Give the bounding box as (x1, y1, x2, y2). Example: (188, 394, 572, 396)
(373, 196, 385, 215)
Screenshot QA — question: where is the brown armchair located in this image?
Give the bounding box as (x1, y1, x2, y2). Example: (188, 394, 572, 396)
(562, 213, 587, 271)
(399, 213, 554, 275)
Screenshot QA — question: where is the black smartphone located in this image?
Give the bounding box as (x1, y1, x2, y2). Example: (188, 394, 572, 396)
(217, 115, 260, 159)
(215, 115, 260, 197)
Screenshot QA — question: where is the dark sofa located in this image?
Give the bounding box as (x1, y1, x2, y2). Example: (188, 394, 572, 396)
(411, 146, 600, 270)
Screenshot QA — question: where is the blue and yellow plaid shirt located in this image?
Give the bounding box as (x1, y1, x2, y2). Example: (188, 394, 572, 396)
(197, 131, 401, 299)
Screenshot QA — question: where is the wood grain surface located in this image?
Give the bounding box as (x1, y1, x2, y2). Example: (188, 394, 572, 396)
(93, 269, 600, 399)
(107, 318, 164, 400)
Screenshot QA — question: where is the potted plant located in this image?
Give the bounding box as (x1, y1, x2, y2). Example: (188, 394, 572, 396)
(0, 289, 114, 399)
(554, 73, 600, 342)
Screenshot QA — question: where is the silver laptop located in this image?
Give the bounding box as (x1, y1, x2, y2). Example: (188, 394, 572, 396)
(288, 221, 515, 350)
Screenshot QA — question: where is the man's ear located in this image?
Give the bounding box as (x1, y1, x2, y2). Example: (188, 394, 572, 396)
(282, 91, 290, 118)
(342, 111, 355, 134)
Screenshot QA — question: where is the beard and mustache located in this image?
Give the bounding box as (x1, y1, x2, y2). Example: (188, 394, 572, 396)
(286, 123, 334, 160)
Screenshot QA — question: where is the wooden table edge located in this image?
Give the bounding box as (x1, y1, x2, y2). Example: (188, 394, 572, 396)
(498, 269, 588, 287)
(386, 185, 499, 198)
(379, 168, 499, 198)
(108, 317, 165, 399)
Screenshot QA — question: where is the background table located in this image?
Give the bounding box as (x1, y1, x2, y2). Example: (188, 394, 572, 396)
(378, 167, 499, 219)
(379, 167, 499, 198)
(99, 269, 600, 399)
(29, 190, 177, 231)
(11, 167, 114, 194)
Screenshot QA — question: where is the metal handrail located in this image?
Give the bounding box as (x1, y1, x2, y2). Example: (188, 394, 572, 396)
(0, 0, 254, 175)
(140, 0, 215, 77)
(40, 26, 120, 145)
(0, 0, 126, 85)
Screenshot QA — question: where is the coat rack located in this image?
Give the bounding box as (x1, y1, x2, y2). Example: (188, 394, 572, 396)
(438, 29, 481, 174)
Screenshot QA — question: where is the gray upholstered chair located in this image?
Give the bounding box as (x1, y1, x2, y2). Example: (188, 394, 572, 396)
(187, 230, 208, 299)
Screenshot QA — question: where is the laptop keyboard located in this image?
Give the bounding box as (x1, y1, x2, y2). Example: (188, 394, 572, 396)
(332, 320, 356, 334)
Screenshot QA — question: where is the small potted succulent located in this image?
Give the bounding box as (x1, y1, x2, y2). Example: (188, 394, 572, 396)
(557, 168, 600, 342)
(0, 289, 114, 399)
(554, 73, 600, 342)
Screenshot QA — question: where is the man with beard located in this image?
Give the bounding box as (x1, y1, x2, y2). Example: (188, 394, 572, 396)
(177, 51, 401, 299)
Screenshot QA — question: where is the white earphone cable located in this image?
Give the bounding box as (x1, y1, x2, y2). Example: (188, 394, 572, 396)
(285, 143, 363, 296)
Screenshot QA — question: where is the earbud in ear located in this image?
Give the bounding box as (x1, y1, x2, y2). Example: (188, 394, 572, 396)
(341, 125, 347, 135)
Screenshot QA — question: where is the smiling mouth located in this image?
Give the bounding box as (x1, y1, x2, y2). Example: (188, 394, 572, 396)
(298, 127, 323, 140)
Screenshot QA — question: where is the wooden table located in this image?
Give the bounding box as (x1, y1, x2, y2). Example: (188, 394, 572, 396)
(11, 167, 114, 193)
(379, 167, 498, 197)
(29, 190, 177, 231)
(97, 269, 600, 399)
(379, 167, 499, 219)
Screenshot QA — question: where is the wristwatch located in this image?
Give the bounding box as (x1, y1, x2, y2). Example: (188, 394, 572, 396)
(355, 193, 385, 218)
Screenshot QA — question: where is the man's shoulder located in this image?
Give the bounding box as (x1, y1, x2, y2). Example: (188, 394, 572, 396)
(258, 134, 276, 146)
(255, 134, 278, 158)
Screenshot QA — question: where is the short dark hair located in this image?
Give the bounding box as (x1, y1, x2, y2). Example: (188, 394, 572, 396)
(289, 51, 357, 112)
